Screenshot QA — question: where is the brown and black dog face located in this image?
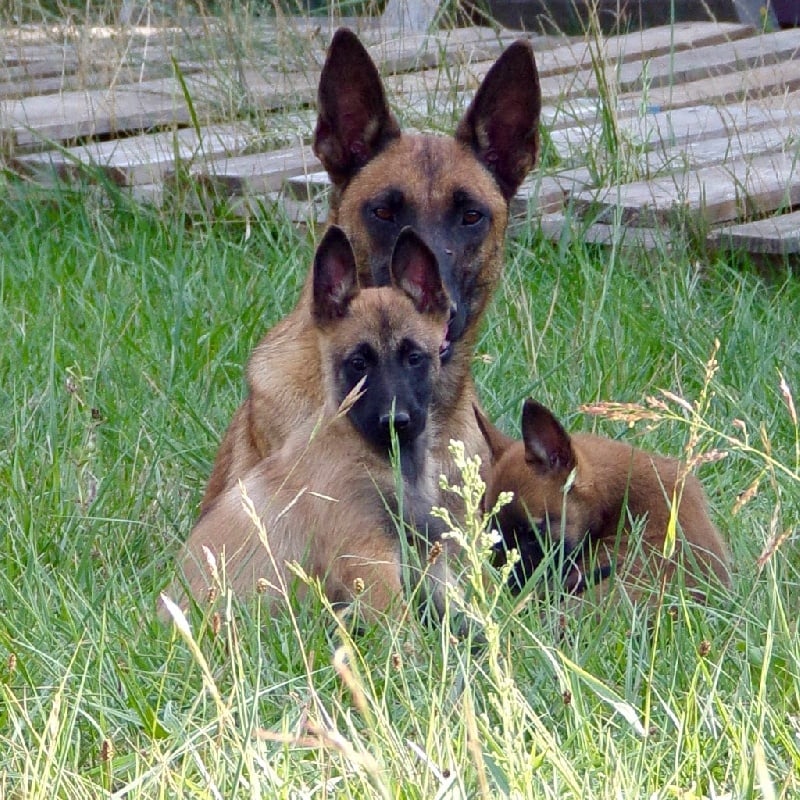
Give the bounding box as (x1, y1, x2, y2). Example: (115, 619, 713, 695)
(313, 28, 541, 363)
(475, 400, 594, 592)
(313, 225, 450, 472)
(476, 399, 731, 600)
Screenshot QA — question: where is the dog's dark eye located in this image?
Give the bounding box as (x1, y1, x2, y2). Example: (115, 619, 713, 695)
(462, 210, 483, 225)
(349, 355, 367, 373)
(373, 207, 395, 222)
(406, 350, 426, 367)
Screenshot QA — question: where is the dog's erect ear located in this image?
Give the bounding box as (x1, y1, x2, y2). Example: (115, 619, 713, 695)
(474, 404, 516, 463)
(313, 28, 402, 190)
(521, 399, 575, 474)
(313, 225, 360, 324)
(391, 227, 450, 316)
(455, 39, 541, 201)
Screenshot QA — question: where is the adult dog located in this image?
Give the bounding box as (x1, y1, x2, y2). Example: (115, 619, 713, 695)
(201, 28, 541, 516)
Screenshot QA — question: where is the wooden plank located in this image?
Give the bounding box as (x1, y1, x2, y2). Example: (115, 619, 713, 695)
(613, 58, 800, 113)
(385, 22, 759, 110)
(193, 145, 322, 195)
(1, 59, 80, 81)
(549, 104, 796, 160)
(13, 122, 254, 185)
(529, 212, 668, 251)
(0, 86, 209, 149)
(638, 123, 800, 175)
(539, 68, 800, 136)
(380, 0, 440, 33)
(535, 28, 800, 105)
(284, 170, 331, 201)
(367, 26, 514, 74)
(511, 168, 594, 217)
(0, 62, 194, 101)
(532, 21, 755, 79)
(0, 30, 182, 71)
(708, 210, 800, 254)
(572, 151, 800, 226)
(609, 28, 800, 94)
(137, 69, 318, 112)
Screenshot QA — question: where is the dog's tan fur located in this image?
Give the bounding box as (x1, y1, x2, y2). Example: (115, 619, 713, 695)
(200, 28, 541, 516)
(172, 228, 452, 620)
(476, 400, 731, 603)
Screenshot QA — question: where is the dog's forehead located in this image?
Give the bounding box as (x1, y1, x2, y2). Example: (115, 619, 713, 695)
(338, 288, 443, 352)
(492, 444, 557, 510)
(351, 135, 504, 210)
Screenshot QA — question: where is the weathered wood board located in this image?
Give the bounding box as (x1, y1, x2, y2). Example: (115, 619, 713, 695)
(614, 57, 800, 113)
(13, 123, 254, 185)
(534, 212, 668, 250)
(549, 104, 797, 160)
(532, 21, 754, 79)
(574, 151, 800, 226)
(1, 87, 208, 150)
(608, 27, 800, 94)
(638, 124, 800, 175)
(193, 145, 322, 195)
(709, 210, 800, 254)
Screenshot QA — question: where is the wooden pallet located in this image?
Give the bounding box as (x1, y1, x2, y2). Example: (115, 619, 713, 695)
(1, 18, 798, 258)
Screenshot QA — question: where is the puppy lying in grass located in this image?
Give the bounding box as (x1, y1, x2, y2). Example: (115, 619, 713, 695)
(475, 399, 732, 605)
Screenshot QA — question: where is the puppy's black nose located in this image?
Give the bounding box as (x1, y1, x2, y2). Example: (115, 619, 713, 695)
(380, 410, 410, 431)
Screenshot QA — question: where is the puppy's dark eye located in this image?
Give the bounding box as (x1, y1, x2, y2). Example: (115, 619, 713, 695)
(349, 355, 367, 373)
(374, 207, 395, 222)
(462, 210, 483, 225)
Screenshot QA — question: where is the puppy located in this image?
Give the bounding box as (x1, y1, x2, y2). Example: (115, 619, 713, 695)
(168, 225, 453, 623)
(476, 399, 732, 604)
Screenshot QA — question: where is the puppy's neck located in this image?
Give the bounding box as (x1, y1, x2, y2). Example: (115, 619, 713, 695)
(396, 431, 432, 488)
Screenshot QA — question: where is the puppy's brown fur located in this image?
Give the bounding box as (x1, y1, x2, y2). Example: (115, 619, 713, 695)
(201, 28, 541, 516)
(172, 227, 452, 620)
(476, 399, 731, 603)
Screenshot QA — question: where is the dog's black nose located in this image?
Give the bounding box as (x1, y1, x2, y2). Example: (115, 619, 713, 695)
(380, 411, 410, 431)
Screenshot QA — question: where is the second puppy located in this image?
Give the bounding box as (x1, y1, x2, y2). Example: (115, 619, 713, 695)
(172, 226, 452, 622)
(475, 399, 731, 603)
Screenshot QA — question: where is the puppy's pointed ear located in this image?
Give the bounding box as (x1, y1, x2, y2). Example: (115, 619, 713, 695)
(313, 225, 359, 324)
(474, 404, 515, 463)
(390, 227, 450, 316)
(313, 28, 402, 190)
(521, 399, 575, 474)
(455, 39, 541, 201)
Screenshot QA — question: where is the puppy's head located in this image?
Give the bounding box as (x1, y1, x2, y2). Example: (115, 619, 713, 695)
(313, 226, 450, 453)
(476, 400, 594, 587)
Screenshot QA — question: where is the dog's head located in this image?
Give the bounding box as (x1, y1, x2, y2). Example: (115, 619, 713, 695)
(313, 28, 541, 360)
(476, 399, 598, 588)
(313, 225, 450, 455)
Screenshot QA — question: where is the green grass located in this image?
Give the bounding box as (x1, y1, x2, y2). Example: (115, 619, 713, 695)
(2, 150, 799, 796)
